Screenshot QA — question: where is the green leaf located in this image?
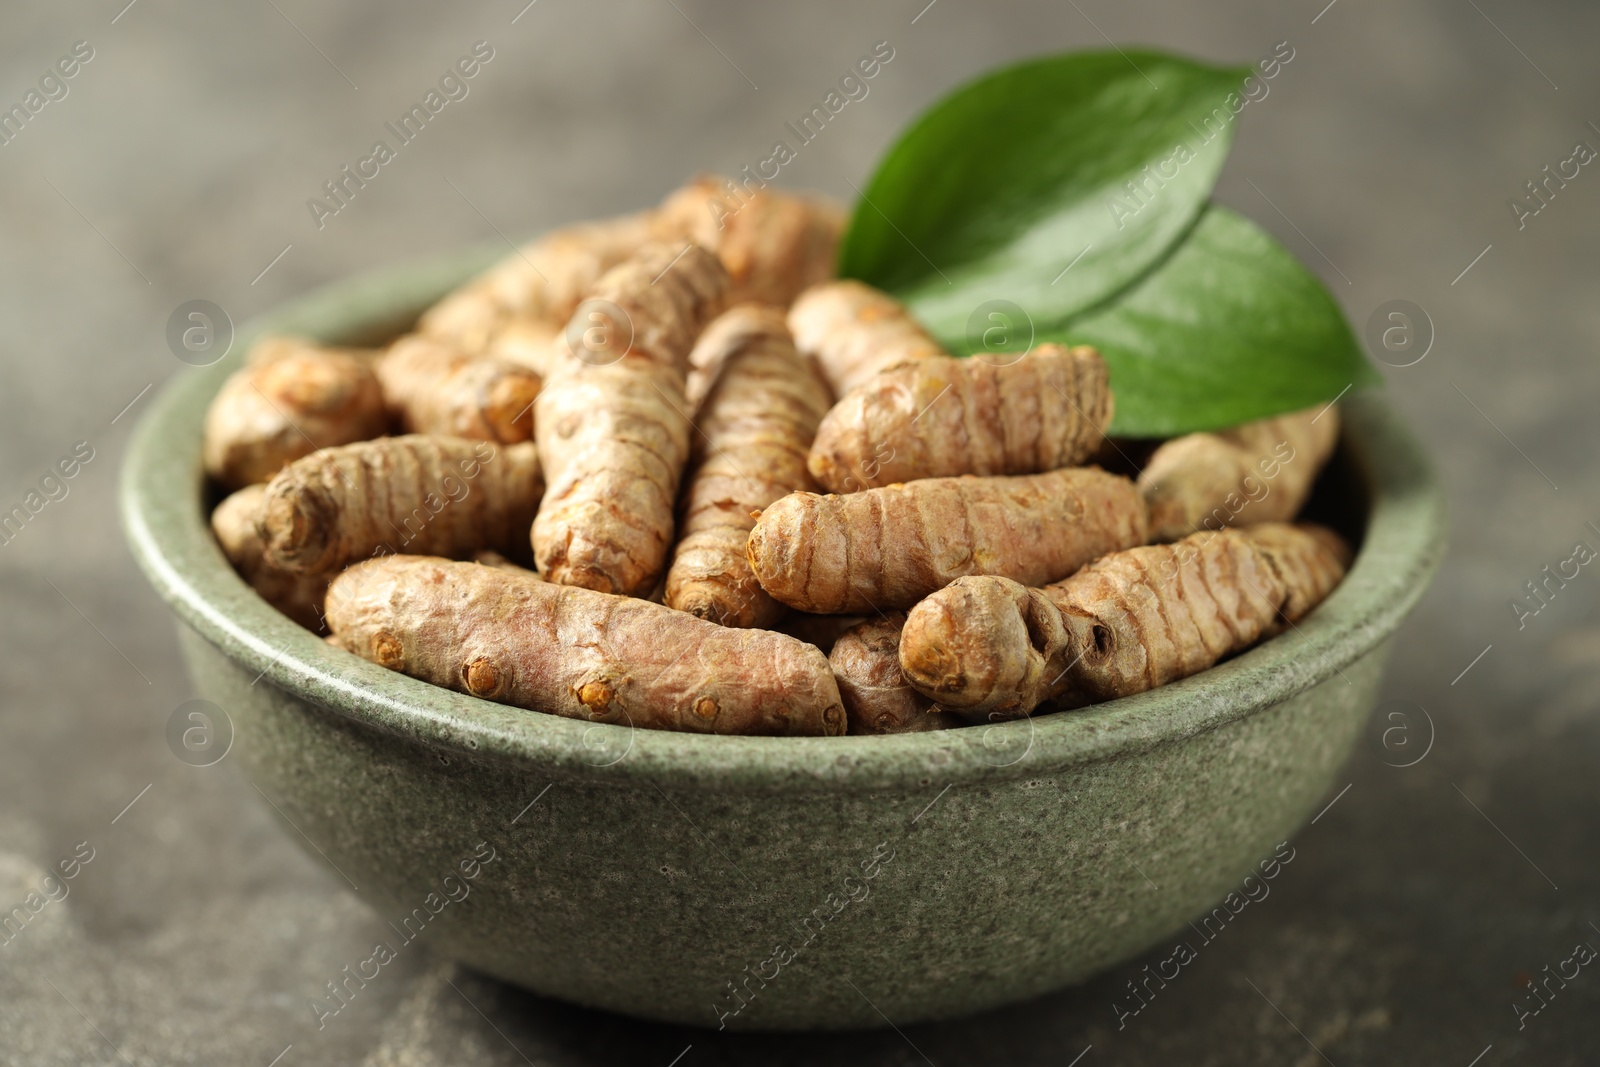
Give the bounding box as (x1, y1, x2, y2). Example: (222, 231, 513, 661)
(839, 47, 1377, 436)
(1054, 205, 1380, 436)
(838, 50, 1249, 345)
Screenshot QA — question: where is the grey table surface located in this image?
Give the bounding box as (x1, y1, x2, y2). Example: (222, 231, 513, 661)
(1, 0, 1595, 1063)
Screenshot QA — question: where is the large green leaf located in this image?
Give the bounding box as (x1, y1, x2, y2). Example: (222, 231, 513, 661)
(838, 50, 1248, 344)
(1056, 205, 1380, 436)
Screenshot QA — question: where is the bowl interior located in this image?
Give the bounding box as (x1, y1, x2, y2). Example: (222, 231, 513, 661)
(121, 248, 1448, 793)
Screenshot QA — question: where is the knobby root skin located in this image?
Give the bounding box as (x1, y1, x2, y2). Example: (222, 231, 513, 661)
(534, 360, 692, 596)
(325, 556, 848, 737)
(746, 466, 1148, 614)
(413, 174, 837, 359)
(570, 242, 729, 370)
(658, 176, 845, 309)
(1139, 405, 1340, 543)
(897, 576, 1070, 721)
(899, 523, 1351, 720)
(808, 344, 1113, 493)
(211, 485, 328, 631)
(376, 335, 541, 444)
(685, 299, 833, 413)
(416, 210, 659, 354)
(203, 183, 1362, 738)
(1047, 523, 1349, 702)
(788, 280, 946, 397)
(260, 435, 542, 578)
(664, 306, 833, 628)
(203, 336, 386, 489)
(532, 245, 729, 597)
(1239, 521, 1352, 620)
(830, 614, 959, 734)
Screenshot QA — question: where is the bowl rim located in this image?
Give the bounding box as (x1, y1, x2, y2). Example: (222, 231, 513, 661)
(121, 247, 1448, 794)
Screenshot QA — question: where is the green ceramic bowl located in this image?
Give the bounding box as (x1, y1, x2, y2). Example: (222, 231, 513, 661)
(121, 250, 1446, 1032)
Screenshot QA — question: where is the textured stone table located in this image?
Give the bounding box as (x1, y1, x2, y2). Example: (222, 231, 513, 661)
(1, 0, 1596, 1063)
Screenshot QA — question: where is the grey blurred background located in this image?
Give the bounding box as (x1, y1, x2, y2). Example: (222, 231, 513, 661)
(1, 0, 1596, 1063)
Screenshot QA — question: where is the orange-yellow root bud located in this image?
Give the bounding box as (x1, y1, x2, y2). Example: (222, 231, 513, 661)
(326, 555, 847, 736)
(808, 344, 1112, 493)
(747, 467, 1148, 614)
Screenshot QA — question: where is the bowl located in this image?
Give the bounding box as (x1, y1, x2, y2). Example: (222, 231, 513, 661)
(121, 249, 1446, 1031)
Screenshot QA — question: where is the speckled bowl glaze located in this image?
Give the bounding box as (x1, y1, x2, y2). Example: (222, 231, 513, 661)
(122, 249, 1446, 1031)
